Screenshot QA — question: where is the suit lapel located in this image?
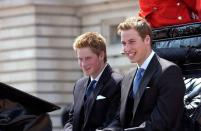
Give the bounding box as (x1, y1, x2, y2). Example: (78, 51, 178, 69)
(132, 55, 159, 120)
(83, 83, 103, 124)
(120, 69, 136, 124)
(83, 64, 112, 126)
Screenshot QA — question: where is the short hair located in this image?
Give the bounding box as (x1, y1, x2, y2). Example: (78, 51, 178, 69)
(73, 32, 107, 62)
(117, 16, 152, 41)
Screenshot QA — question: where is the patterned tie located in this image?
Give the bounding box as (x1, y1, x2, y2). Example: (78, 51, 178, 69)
(85, 80, 97, 98)
(133, 68, 144, 96)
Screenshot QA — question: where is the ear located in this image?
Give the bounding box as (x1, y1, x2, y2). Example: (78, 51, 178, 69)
(99, 51, 105, 60)
(144, 35, 151, 45)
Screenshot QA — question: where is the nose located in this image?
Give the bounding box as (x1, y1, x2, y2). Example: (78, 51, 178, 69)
(81, 60, 86, 67)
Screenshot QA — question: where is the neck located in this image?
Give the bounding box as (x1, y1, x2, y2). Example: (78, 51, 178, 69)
(91, 63, 106, 79)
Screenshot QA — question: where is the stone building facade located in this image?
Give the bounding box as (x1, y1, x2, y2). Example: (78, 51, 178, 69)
(0, 0, 138, 130)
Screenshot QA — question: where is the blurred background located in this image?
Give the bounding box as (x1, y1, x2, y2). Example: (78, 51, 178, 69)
(0, 0, 138, 130)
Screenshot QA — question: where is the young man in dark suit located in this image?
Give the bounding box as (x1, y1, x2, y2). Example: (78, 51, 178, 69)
(108, 16, 186, 131)
(64, 32, 123, 131)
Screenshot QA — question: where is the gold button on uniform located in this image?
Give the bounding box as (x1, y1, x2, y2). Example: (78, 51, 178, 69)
(177, 2, 180, 6)
(178, 16, 183, 20)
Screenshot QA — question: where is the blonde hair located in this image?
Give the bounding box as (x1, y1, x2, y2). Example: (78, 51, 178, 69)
(117, 16, 152, 41)
(73, 32, 107, 62)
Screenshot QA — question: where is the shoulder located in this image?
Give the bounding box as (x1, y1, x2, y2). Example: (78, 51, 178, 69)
(74, 76, 88, 90)
(76, 76, 88, 84)
(158, 57, 180, 70)
(156, 57, 183, 79)
(105, 64, 123, 81)
(121, 68, 135, 83)
(111, 71, 123, 81)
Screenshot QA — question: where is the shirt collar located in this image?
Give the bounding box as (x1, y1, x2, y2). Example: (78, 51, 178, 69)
(138, 50, 155, 70)
(90, 63, 108, 82)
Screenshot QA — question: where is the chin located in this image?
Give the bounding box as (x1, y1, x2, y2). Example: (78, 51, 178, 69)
(83, 71, 89, 76)
(129, 59, 136, 63)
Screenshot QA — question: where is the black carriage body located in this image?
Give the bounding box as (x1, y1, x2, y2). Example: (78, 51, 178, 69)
(152, 22, 201, 131)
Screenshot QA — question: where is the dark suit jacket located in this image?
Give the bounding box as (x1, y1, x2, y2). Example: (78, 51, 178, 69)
(64, 64, 123, 131)
(110, 55, 185, 131)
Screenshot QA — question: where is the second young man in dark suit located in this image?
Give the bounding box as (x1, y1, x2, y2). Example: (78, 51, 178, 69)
(64, 32, 123, 131)
(108, 17, 186, 131)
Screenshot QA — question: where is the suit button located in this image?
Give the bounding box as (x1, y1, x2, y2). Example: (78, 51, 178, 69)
(177, 2, 180, 6)
(178, 16, 183, 20)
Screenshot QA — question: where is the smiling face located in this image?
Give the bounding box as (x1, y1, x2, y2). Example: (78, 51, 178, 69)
(117, 17, 153, 65)
(121, 29, 152, 65)
(77, 47, 105, 79)
(73, 32, 107, 79)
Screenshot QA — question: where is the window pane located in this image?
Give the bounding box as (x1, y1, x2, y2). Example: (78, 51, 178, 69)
(110, 25, 120, 44)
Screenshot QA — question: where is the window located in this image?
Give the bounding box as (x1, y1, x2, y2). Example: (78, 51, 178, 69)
(101, 17, 125, 45)
(110, 25, 120, 45)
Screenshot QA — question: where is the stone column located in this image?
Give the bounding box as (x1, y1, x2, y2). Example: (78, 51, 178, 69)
(0, 1, 81, 130)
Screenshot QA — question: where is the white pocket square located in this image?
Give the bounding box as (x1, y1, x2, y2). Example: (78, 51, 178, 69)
(96, 95, 106, 100)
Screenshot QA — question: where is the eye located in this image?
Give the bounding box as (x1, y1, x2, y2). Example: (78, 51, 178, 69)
(129, 40, 136, 44)
(85, 57, 92, 61)
(121, 41, 126, 46)
(78, 57, 82, 62)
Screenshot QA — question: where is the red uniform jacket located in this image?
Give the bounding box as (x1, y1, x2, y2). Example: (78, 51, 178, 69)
(139, 0, 201, 28)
